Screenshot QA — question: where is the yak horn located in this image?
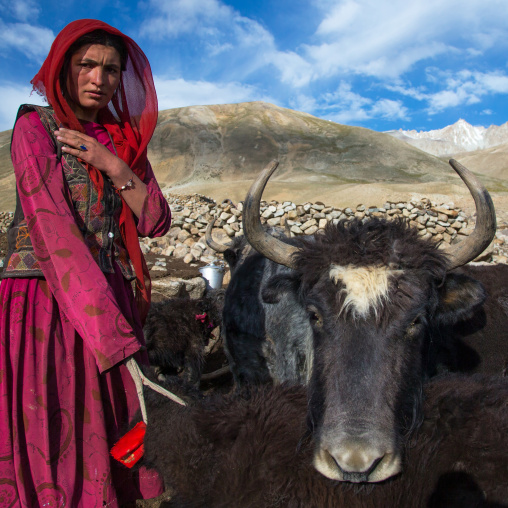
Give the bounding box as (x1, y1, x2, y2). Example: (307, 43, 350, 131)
(243, 160, 300, 269)
(205, 218, 232, 253)
(243, 159, 495, 272)
(200, 366, 232, 382)
(444, 159, 496, 271)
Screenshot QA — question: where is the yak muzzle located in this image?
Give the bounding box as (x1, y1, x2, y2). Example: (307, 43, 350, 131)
(313, 438, 402, 483)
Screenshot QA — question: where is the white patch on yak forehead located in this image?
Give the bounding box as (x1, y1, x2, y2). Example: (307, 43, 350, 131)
(330, 264, 398, 318)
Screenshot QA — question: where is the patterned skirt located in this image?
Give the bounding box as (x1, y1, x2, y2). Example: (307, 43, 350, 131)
(0, 274, 163, 507)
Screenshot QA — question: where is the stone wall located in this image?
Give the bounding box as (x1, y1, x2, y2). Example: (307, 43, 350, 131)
(0, 212, 13, 232)
(2, 195, 507, 266)
(140, 193, 507, 265)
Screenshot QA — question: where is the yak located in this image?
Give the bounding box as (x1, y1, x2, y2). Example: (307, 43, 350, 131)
(209, 231, 508, 380)
(206, 159, 498, 482)
(143, 289, 225, 384)
(438, 263, 508, 376)
(138, 372, 508, 508)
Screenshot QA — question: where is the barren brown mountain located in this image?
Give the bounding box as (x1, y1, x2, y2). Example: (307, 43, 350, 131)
(1, 101, 507, 216)
(451, 142, 508, 182)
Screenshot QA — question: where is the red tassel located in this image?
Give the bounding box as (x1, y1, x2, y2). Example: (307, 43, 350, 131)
(110, 421, 146, 468)
(195, 313, 207, 323)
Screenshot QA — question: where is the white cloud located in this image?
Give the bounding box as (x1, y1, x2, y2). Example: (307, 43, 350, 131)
(303, 0, 508, 81)
(384, 68, 508, 117)
(289, 94, 319, 115)
(140, 0, 236, 39)
(370, 99, 409, 120)
(140, 0, 508, 106)
(427, 90, 464, 113)
(0, 0, 40, 22)
(0, 20, 54, 61)
(301, 82, 409, 124)
(478, 73, 508, 94)
(385, 83, 428, 101)
(134, 0, 508, 126)
(0, 83, 46, 132)
(269, 51, 315, 88)
(325, 98, 408, 124)
(316, 0, 361, 35)
(154, 77, 270, 110)
(323, 82, 371, 110)
(427, 70, 508, 114)
(141, 0, 315, 88)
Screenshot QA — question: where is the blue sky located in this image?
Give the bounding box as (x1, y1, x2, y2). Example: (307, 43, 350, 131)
(1, 0, 508, 133)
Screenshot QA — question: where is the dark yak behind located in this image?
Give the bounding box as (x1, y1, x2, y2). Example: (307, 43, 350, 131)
(439, 263, 508, 375)
(143, 289, 225, 384)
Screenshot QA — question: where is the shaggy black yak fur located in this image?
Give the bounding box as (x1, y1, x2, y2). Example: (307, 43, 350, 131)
(138, 373, 508, 508)
(439, 263, 508, 376)
(142, 289, 225, 384)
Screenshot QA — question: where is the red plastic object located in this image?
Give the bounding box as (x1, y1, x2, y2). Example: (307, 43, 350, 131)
(195, 313, 207, 323)
(110, 421, 146, 468)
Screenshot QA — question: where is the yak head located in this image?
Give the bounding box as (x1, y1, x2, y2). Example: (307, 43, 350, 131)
(243, 160, 495, 483)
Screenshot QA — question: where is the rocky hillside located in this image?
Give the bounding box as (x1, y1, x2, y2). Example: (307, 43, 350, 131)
(149, 101, 452, 186)
(451, 142, 508, 182)
(147, 102, 465, 205)
(0, 129, 14, 213)
(1, 102, 507, 212)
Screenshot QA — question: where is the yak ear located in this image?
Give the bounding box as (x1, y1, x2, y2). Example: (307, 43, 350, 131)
(223, 249, 239, 268)
(262, 273, 301, 304)
(435, 273, 486, 326)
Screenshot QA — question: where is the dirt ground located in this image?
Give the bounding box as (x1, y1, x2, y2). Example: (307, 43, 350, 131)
(144, 249, 208, 290)
(148, 254, 206, 280)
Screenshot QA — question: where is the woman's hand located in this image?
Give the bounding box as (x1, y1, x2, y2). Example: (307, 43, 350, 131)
(54, 127, 148, 218)
(54, 128, 127, 178)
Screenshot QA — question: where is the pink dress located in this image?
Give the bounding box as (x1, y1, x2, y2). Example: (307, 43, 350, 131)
(0, 112, 171, 507)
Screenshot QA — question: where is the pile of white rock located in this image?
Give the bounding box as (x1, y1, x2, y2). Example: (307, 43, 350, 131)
(140, 193, 508, 265)
(2, 195, 506, 265)
(0, 212, 14, 232)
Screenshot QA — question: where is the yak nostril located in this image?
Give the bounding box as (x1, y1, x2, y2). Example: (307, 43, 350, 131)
(313, 443, 402, 483)
(336, 455, 383, 483)
(333, 445, 385, 481)
(341, 470, 369, 483)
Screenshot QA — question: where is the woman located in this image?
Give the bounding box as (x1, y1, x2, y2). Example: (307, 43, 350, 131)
(0, 19, 171, 507)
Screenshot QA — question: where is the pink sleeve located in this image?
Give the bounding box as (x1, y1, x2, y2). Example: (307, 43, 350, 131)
(11, 112, 142, 372)
(136, 161, 172, 237)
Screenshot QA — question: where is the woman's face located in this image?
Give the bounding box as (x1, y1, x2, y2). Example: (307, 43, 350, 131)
(66, 43, 122, 122)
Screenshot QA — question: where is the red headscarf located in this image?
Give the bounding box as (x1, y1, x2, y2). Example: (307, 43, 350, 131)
(31, 19, 157, 323)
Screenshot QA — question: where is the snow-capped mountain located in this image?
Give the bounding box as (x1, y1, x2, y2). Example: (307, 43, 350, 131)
(386, 119, 508, 156)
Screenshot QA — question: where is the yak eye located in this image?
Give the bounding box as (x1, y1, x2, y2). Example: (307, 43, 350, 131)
(410, 315, 423, 327)
(406, 314, 424, 335)
(308, 306, 323, 327)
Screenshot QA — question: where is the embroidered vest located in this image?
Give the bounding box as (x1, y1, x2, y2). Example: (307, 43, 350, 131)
(2, 105, 135, 281)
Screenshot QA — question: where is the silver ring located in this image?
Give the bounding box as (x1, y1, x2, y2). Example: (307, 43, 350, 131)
(79, 144, 87, 151)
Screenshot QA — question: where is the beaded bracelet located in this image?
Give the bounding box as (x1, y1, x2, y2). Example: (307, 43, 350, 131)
(117, 178, 134, 192)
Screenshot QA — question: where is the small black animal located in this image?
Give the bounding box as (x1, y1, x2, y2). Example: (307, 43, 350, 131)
(143, 289, 225, 384)
(439, 263, 508, 375)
